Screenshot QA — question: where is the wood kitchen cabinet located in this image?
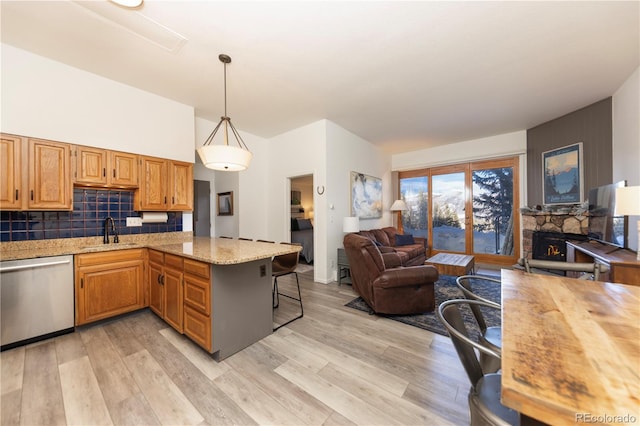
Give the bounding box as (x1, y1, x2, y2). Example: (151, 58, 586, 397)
(0, 134, 72, 211)
(147, 250, 212, 351)
(75, 249, 146, 326)
(135, 156, 193, 211)
(74, 146, 138, 188)
(0, 134, 22, 210)
(183, 258, 212, 351)
(147, 249, 185, 333)
(28, 138, 73, 210)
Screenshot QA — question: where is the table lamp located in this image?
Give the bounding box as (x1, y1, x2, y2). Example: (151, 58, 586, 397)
(343, 216, 360, 233)
(390, 199, 408, 228)
(615, 186, 640, 260)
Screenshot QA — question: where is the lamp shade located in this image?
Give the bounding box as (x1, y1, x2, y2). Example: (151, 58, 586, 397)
(390, 199, 408, 211)
(343, 216, 360, 233)
(197, 144, 252, 171)
(616, 186, 640, 215)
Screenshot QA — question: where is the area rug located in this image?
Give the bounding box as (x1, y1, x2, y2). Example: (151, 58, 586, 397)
(344, 275, 500, 338)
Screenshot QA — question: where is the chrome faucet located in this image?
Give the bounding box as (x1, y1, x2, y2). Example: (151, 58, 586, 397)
(103, 217, 119, 244)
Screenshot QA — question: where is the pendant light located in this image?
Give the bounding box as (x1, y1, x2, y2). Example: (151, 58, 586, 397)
(197, 54, 252, 171)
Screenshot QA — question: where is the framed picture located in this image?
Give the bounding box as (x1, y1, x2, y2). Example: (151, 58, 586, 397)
(217, 191, 233, 216)
(350, 171, 382, 218)
(542, 142, 583, 205)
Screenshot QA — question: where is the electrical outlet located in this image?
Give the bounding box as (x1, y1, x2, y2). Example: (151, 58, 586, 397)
(126, 217, 143, 227)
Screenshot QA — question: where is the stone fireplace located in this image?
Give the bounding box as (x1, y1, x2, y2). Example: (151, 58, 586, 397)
(521, 209, 589, 260)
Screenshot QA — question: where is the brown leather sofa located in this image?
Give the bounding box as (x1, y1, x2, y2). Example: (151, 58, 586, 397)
(343, 233, 439, 314)
(356, 226, 427, 266)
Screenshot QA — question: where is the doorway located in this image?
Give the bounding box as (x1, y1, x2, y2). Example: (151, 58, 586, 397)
(289, 174, 314, 268)
(193, 180, 211, 237)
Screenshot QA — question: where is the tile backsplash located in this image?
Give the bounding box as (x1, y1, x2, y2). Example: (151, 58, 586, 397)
(0, 189, 182, 242)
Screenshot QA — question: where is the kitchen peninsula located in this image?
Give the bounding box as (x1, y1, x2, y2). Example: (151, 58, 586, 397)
(0, 235, 301, 361)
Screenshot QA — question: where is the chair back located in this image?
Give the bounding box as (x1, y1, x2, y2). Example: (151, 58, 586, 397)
(272, 242, 300, 275)
(456, 275, 501, 332)
(437, 299, 501, 388)
(519, 258, 604, 280)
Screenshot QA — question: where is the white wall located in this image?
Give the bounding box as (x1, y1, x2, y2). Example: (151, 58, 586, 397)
(1, 44, 194, 162)
(613, 66, 640, 251)
(262, 120, 327, 280)
(326, 120, 392, 282)
(392, 130, 527, 171)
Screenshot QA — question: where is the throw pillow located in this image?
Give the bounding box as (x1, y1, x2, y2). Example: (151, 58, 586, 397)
(395, 234, 415, 246)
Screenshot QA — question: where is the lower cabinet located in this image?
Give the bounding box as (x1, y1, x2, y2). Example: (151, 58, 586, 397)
(148, 250, 212, 351)
(75, 249, 146, 326)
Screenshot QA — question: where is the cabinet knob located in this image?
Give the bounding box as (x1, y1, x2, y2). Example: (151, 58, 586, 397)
(30, 190, 34, 201)
(15, 189, 18, 200)
(103, 168, 106, 177)
(80, 278, 84, 289)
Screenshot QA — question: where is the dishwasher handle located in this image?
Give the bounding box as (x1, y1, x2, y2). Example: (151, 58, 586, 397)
(0, 259, 72, 273)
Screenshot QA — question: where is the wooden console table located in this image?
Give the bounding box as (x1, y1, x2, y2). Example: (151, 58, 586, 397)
(566, 240, 640, 286)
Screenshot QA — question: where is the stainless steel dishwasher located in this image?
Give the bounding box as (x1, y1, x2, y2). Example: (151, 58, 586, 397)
(1, 255, 74, 351)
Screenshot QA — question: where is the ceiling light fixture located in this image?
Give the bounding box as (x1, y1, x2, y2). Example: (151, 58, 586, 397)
(197, 54, 252, 172)
(109, 0, 143, 8)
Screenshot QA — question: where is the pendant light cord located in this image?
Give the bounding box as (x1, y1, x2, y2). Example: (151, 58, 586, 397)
(223, 60, 228, 118)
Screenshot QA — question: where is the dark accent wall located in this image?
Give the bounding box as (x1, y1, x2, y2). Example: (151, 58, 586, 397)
(526, 98, 612, 205)
(0, 188, 182, 242)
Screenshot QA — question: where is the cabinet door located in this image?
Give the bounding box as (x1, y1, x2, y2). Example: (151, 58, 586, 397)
(137, 156, 167, 210)
(76, 259, 145, 325)
(0, 134, 22, 210)
(169, 161, 193, 211)
(111, 151, 138, 187)
(75, 146, 107, 185)
(163, 267, 183, 333)
(28, 138, 72, 210)
(149, 261, 164, 317)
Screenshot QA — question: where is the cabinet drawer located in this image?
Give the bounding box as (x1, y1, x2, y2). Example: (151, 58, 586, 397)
(76, 249, 144, 266)
(184, 258, 210, 280)
(184, 305, 211, 352)
(164, 253, 183, 270)
(148, 249, 164, 264)
(184, 275, 210, 315)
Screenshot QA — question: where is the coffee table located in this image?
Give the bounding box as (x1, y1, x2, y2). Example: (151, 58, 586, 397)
(425, 253, 475, 276)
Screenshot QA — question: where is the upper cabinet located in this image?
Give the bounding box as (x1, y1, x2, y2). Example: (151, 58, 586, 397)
(28, 138, 73, 210)
(1, 134, 73, 211)
(74, 146, 138, 188)
(1, 132, 192, 212)
(169, 160, 193, 211)
(135, 156, 193, 211)
(0, 134, 22, 210)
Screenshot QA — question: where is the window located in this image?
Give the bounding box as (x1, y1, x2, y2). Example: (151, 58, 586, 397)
(399, 157, 519, 265)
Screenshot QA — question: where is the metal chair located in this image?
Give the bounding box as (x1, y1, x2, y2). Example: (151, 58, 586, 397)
(518, 258, 606, 280)
(456, 275, 502, 374)
(272, 242, 303, 331)
(437, 299, 519, 426)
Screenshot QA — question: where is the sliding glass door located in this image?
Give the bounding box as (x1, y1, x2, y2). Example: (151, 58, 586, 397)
(399, 157, 519, 265)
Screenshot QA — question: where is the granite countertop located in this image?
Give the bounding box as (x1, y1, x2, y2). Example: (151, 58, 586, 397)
(149, 237, 301, 265)
(0, 233, 300, 264)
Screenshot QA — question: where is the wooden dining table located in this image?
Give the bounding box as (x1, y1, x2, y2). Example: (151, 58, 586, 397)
(500, 269, 640, 426)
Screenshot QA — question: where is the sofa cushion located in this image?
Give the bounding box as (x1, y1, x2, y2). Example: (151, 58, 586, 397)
(371, 229, 390, 246)
(395, 234, 415, 246)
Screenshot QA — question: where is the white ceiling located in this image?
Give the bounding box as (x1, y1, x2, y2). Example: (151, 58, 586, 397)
(1, 1, 638, 154)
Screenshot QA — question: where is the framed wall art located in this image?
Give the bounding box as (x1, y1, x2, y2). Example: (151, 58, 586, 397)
(350, 171, 382, 218)
(542, 142, 583, 205)
(217, 191, 233, 216)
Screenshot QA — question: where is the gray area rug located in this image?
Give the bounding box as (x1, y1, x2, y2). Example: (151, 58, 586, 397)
(344, 274, 500, 338)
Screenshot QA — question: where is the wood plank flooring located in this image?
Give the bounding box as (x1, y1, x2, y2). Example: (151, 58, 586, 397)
(0, 270, 471, 425)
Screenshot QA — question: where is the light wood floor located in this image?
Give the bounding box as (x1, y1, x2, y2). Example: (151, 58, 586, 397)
(1, 270, 471, 425)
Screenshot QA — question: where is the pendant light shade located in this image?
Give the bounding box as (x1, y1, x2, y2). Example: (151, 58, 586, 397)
(198, 54, 252, 171)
